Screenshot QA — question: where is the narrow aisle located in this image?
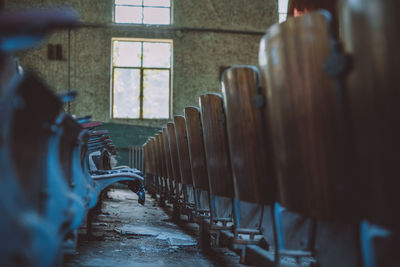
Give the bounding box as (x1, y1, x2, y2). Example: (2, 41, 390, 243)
(64, 188, 244, 267)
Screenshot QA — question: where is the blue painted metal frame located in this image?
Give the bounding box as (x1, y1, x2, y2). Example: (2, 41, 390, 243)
(0, 8, 146, 264)
(360, 220, 391, 267)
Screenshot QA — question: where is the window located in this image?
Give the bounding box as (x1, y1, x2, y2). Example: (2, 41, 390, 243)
(111, 38, 172, 119)
(114, 0, 171, 24)
(278, 0, 289, 23)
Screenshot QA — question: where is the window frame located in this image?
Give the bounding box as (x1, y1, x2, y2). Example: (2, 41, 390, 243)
(113, 0, 172, 25)
(110, 37, 173, 120)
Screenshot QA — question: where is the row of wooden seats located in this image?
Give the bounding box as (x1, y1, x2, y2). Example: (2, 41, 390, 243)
(143, 1, 399, 266)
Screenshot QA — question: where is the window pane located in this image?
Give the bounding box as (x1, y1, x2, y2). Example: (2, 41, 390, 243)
(279, 14, 287, 23)
(116, 0, 142, 5)
(143, 7, 170, 24)
(278, 0, 289, 13)
(113, 68, 140, 118)
(113, 41, 141, 67)
(143, 69, 169, 119)
(143, 42, 171, 68)
(115, 6, 142, 23)
(144, 0, 170, 7)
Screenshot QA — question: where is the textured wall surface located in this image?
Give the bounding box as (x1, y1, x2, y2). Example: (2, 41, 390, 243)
(174, 0, 277, 31)
(5, 0, 277, 161)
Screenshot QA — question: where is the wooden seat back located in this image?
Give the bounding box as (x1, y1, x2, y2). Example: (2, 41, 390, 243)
(340, 0, 400, 228)
(174, 116, 193, 185)
(222, 65, 276, 205)
(184, 107, 209, 191)
(162, 127, 173, 180)
(167, 122, 182, 184)
(162, 127, 175, 194)
(143, 141, 150, 175)
(153, 134, 160, 178)
(259, 12, 349, 220)
(157, 133, 166, 180)
(148, 138, 157, 176)
(199, 93, 234, 198)
(150, 136, 161, 191)
(157, 131, 167, 179)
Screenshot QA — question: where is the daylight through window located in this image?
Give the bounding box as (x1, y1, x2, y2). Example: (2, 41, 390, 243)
(114, 0, 171, 24)
(111, 38, 172, 119)
(278, 0, 289, 23)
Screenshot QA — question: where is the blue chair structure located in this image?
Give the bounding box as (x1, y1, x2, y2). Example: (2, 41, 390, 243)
(0, 8, 145, 266)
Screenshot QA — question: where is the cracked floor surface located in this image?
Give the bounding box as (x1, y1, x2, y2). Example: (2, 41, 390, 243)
(64, 188, 245, 267)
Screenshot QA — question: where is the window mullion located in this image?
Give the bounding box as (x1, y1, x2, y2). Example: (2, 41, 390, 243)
(141, 1, 144, 24)
(140, 68, 144, 119)
(115, 0, 170, 24)
(169, 69, 171, 119)
(112, 66, 115, 118)
(140, 41, 144, 119)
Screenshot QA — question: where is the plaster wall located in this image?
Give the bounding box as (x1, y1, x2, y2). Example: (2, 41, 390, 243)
(5, 0, 277, 162)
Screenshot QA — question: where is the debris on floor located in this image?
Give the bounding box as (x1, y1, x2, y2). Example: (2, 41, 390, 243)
(64, 188, 246, 267)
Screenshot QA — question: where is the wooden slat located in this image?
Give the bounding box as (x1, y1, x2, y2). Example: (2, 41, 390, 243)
(222, 65, 276, 205)
(174, 116, 194, 185)
(150, 138, 157, 176)
(162, 127, 173, 180)
(167, 122, 182, 184)
(147, 139, 153, 175)
(156, 133, 166, 192)
(259, 12, 349, 220)
(144, 141, 150, 174)
(150, 136, 160, 178)
(143, 142, 150, 175)
(199, 93, 234, 198)
(184, 107, 209, 191)
(340, 0, 400, 228)
(154, 134, 163, 178)
(157, 131, 167, 178)
(245, 245, 274, 267)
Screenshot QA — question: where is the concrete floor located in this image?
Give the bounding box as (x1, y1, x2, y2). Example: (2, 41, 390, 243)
(64, 188, 245, 267)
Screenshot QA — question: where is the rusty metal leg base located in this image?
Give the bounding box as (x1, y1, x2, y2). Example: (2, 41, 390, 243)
(203, 218, 234, 248)
(234, 228, 264, 245)
(245, 245, 275, 267)
(199, 219, 212, 253)
(193, 209, 210, 224)
(219, 230, 234, 248)
(172, 201, 181, 222)
(192, 189, 210, 223)
(181, 206, 195, 222)
(158, 195, 166, 207)
(211, 217, 234, 228)
(245, 245, 314, 267)
(220, 229, 264, 264)
(177, 199, 196, 222)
